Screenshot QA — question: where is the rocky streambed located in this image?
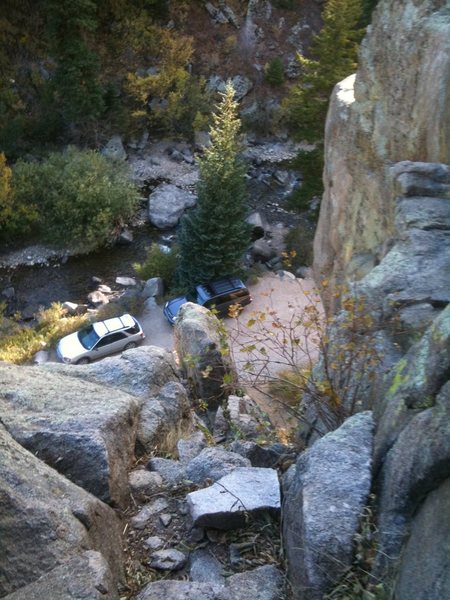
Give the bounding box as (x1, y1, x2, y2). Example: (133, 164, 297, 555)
(0, 137, 313, 319)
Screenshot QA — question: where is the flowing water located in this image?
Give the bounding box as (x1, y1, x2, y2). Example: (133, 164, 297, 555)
(0, 224, 164, 317)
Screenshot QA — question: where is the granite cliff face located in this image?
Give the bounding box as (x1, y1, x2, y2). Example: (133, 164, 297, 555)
(314, 0, 450, 312)
(282, 2, 450, 598)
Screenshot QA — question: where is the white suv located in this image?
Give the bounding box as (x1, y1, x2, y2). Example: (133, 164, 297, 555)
(56, 314, 145, 364)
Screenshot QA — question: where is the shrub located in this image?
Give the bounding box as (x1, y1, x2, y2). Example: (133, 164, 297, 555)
(284, 223, 316, 267)
(265, 57, 285, 87)
(133, 243, 178, 291)
(12, 147, 139, 250)
(0, 303, 87, 364)
(287, 146, 324, 214)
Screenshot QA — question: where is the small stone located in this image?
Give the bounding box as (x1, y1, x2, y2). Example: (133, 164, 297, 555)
(206, 529, 225, 543)
(97, 284, 112, 294)
(159, 513, 172, 527)
(229, 543, 242, 567)
(144, 536, 164, 550)
(115, 276, 136, 286)
(188, 526, 205, 543)
(131, 497, 169, 529)
(149, 549, 187, 571)
(129, 470, 163, 501)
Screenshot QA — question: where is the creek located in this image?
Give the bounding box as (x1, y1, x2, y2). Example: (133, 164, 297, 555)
(0, 151, 304, 319)
(0, 224, 165, 318)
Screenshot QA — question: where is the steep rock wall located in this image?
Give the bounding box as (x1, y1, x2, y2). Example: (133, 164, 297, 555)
(314, 0, 450, 312)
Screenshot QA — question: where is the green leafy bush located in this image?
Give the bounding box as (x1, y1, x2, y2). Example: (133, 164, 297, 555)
(287, 146, 324, 214)
(284, 222, 316, 267)
(11, 147, 139, 249)
(133, 243, 178, 291)
(265, 57, 285, 87)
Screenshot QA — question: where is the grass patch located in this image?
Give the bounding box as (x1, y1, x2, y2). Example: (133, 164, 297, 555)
(0, 302, 88, 364)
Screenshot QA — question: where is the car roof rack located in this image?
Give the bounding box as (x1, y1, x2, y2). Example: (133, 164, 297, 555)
(93, 314, 134, 336)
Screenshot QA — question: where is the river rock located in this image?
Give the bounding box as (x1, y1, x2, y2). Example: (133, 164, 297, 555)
(141, 277, 164, 299)
(187, 467, 280, 529)
(283, 411, 373, 600)
(115, 276, 136, 286)
(87, 290, 109, 306)
(246, 211, 271, 239)
(32, 350, 49, 365)
(0, 426, 124, 597)
(101, 135, 127, 161)
(148, 549, 187, 571)
(148, 183, 197, 229)
(116, 228, 133, 246)
(3, 551, 119, 600)
(186, 447, 251, 485)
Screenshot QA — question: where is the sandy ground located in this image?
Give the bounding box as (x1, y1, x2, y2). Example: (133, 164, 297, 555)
(139, 272, 323, 438)
(139, 271, 322, 357)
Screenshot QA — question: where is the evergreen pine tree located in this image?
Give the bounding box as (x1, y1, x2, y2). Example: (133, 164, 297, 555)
(46, 0, 105, 126)
(284, 0, 364, 142)
(177, 82, 250, 290)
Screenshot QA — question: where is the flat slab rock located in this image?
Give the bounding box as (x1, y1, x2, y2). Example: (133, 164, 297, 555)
(136, 565, 282, 600)
(187, 467, 280, 529)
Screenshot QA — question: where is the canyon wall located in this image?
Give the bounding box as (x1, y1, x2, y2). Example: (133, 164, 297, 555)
(313, 0, 450, 312)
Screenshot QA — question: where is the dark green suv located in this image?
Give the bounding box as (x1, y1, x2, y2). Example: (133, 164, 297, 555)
(163, 276, 252, 324)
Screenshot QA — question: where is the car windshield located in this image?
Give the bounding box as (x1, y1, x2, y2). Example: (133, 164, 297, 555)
(186, 291, 199, 303)
(77, 325, 100, 350)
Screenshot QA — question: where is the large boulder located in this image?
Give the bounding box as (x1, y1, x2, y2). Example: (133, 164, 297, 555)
(373, 381, 450, 587)
(187, 467, 280, 529)
(355, 162, 450, 339)
(186, 447, 251, 485)
(314, 0, 450, 311)
(393, 478, 450, 600)
(3, 551, 118, 600)
(45, 345, 179, 399)
(283, 412, 373, 600)
(0, 426, 123, 597)
(174, 303, 236, 418)
(137, 381, 192, 453)
(136, 565, 282, 600)
(374, 302, 450, 466)
(0, 362, 139, 506)
(148, 183, 197, 229)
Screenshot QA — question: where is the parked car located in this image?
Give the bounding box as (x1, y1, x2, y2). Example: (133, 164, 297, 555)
(56, 313, 145, 364)
(163, 276, 252, 325)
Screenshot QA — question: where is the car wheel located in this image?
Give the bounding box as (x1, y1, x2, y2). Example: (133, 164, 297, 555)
(124, 342, 137, 351)
(76, 357, 90, 365)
